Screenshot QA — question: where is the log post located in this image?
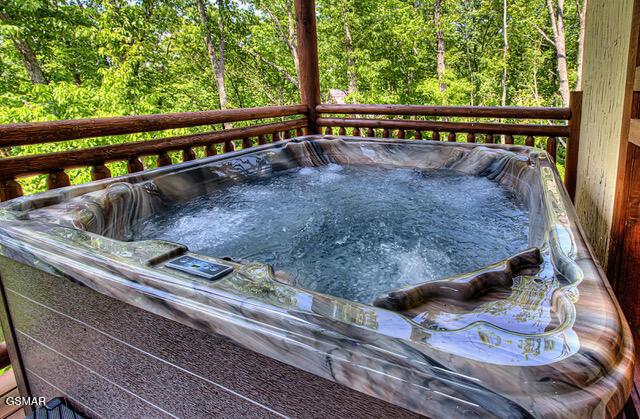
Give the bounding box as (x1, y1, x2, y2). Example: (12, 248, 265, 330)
(224, 140, 235, 152)
(447, 132, 456, 142)
(525, 136, 535, 147)
(397, 129, 405, 139)
(467, 133, 475, 143)
(0, 178, 23, 201)
(325, 126, 333, 135)
(295, 0, 321, 134)
(158, 151, 173, 166)
(565, 91, 583, 201)
(127, 157, 144, 173)
(47, 169, 71, 189)
(182, 148, 196, 161)
(415, 130, 422, 140)
(205, 144, 218, 157)
(367, 127, 375, 137)
(505, 134, 515, 144)
(242, 138, 253, 149)
(90, 163, 111, 181)
(546, 136, 557, 161)
(258, 135, 267, 145)
(382, 128, 390, 138)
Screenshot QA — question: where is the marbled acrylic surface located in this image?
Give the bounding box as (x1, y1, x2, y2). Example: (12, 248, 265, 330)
(0, 136, 633, 418)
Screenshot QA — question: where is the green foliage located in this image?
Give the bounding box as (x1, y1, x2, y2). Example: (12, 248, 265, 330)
(0, 0, 580, 193)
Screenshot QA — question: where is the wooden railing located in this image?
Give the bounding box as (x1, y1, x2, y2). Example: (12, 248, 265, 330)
(0, 105, 308, 201)
(0, 93, 583, 202)
(316, 91, 583, 200)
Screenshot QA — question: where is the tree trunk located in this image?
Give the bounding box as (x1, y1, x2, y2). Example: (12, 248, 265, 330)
(12, 38, 48, 84)
(259, 0, 300, 86)
(434, 0, 446, 92)
(0, 10, 48, 85)
(196, 0, 230, 127)
(501, 0, 508, 107)
(533, 43, 541, 104)
(343, 5, 357, 96)
(576, 0, 587, 90)
(546, 0, 570, 106)
(284, 0, 300, 83)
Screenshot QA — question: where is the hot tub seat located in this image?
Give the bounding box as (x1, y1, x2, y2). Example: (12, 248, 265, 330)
(0, 136, 633, 418)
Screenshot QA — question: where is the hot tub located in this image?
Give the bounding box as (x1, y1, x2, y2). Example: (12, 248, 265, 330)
(0, 136, 633, 418)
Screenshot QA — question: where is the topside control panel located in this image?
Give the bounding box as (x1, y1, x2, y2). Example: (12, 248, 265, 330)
(165, 255, 233, 281)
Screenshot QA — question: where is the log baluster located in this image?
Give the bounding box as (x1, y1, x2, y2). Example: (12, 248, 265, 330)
(0, 178, 23, 201)
(485, 134, 494, 144)
(397, 129, 406, 139)
(283, 130, 291, 139)
(127, 157, 144, 173)
(47, 169, 71, 190)
(325, 126, 333, 135)
(258, 135, 267, 145)
(205, 144, 218, 157)
(415, 130, 422, 140)
(272, 132, 281, 142)
(525, 136, 535, 147)
(546, 136, 557, 161)
(382, 128, 390, 138)
(505, 134, 515, 145)
(432, 131, 440, 141)
(296, 128, 304, 136)
(447, 132, 456, 142)
(367, 127, 375, 137)
(467, 133, 475, 143)
(90, 163, 111, 181)
(182, 148, 196, 161)
(352, 127, 361, 137)
(224, 140, 235, 153)
(242, 137, 253, 149)
(158, 151, 173, 166)
(339, 127, 347, 136)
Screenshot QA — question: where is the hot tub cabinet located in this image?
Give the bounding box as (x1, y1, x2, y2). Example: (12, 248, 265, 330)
(0, 136, 633, 418)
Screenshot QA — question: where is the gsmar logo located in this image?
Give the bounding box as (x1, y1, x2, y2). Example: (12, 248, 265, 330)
(5, 396, 46, 406)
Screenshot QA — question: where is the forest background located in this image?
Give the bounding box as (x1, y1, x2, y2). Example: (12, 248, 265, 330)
(0, 0, 585, 193)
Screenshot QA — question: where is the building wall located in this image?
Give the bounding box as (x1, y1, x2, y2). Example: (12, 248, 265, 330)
(0, 257, 419, 418)
(575, 0, 635, 267)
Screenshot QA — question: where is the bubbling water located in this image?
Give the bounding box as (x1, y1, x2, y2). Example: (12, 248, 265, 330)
(133, 164, 529, 303)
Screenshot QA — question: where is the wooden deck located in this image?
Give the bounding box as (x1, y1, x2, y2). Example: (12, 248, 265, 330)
(0, 370, 22, 419)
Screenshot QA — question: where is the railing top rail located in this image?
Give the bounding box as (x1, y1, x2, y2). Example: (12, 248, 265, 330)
(316, 104, 571, 120)
(316, 117, 570, 137)
(0, 118, 308, 179)
(0, 105, 307, 148)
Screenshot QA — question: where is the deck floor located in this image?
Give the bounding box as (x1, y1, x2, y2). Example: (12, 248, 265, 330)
(0, 370, 22, 419)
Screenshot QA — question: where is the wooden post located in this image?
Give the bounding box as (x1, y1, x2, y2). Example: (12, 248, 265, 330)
(90, 163, 111, 180)
(295, 0, 321, 134)
(158, 151, 173, 166)
(565, 91, 583, 201)
(0, 178, 22, 202)
(46, 170, 70, 189)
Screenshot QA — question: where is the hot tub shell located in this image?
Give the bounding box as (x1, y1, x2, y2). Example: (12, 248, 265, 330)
(0, 136, 633, 418)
